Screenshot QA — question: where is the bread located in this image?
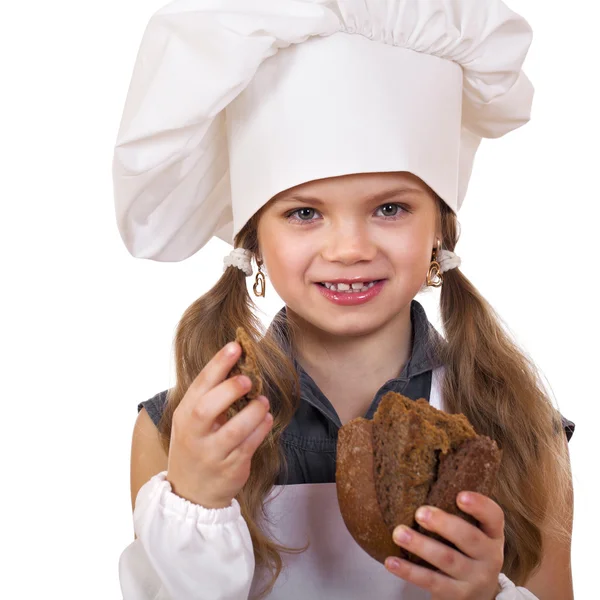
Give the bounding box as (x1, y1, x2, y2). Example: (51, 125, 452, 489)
(226, 327, 263, 418)
(336, 391, 502, 567)
(336, 418, 405, 564)
(410, 436, 501, 567)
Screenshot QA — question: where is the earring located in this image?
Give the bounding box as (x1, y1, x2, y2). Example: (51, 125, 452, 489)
(427, 239, 443, 288)
(253, 258, 266, 297)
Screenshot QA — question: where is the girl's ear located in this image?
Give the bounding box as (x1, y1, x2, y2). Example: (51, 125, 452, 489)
(435, 224, 443, 244)
(255, 247, 265, 265)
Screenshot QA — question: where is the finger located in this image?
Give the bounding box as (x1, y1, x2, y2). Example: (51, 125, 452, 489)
(456, 492, 505, 541)
(182, 341, 242, 409)
(392, 525, 471, 580)
(188, 375, 252, 436)
(385, 554, 467, 596)
(210, 410, 229, 432)
(413, 505, 489, 560)
(212, 397, 270, 457)
(231, 409, 274, 460)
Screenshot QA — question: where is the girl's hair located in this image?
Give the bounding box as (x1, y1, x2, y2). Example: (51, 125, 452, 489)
(156, 196, 572, 597)
(434, 199, 572, 582)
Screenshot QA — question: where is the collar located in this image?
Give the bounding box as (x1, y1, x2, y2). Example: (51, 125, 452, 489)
(266, 300, 445, 417)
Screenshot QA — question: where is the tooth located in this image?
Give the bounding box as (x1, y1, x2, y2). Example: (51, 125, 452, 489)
(322, 281, 380, 293)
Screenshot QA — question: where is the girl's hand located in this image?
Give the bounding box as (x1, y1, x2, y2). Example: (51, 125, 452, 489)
(385, 492, 504, 600)
(166, 341, 274, 509)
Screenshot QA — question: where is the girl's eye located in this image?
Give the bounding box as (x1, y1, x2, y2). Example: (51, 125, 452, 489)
(291, 207, 317, 221)
(286, 207, 316, 222)
(376, 203, 406, 218)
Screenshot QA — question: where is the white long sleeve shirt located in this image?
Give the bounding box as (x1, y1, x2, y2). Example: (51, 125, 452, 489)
(120, 472, 255, 600)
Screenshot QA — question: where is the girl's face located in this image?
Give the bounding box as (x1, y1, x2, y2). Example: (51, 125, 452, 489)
(257, 172, 441, 338)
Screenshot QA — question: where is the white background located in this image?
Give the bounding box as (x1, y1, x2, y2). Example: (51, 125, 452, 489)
(2, 0, 597, 597)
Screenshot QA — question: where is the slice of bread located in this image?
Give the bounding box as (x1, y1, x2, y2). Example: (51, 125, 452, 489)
(336, 392, 502, 566)
(336, 418, 406, 564)
(226, 327, 263, 418)
(372, 393, 477, 533)
(408, 435, 502, 569)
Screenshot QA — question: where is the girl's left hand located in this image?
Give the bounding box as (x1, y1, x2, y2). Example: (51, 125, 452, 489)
(385, 491, 504, 600)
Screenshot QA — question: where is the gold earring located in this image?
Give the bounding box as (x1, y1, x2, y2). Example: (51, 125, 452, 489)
(427, 239, 443, 288)
(253, 258, 266, 297)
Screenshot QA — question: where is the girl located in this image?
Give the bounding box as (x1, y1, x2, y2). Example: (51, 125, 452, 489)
(114, 1, 575, 599)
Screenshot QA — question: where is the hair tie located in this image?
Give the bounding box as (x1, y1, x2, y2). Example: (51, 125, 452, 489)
(223, 248, 253, 277)
(437, 249, 462, 273)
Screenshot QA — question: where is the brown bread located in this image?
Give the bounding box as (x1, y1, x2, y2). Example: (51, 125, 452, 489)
(410, 435, 502, 568)
(388, 394, 477, 450)
(371, 396, 450, 532)
(336, 418, 406, 564)
(425, 435, 502, 524)
(371, 392, 478, 533)
(336, 391, 502, 566)
(226, 327, 263, 419)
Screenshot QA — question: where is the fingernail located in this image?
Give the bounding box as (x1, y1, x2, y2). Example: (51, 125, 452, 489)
(458, 492, 472, 505)
(225, 342, 238, 356)
(415, 507, 431, 522)
(386, 558, 402, 570)
(259, 396, 269, 408)
(393, 526, 412, 544)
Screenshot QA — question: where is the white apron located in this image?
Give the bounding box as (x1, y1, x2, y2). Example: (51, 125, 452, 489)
(248, 368, 445, 600)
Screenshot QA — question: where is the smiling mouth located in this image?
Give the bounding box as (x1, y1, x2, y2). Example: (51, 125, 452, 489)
(317, 280, 384, 293)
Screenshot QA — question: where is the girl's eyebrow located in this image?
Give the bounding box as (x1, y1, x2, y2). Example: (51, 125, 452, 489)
(272, 187, 427, 206)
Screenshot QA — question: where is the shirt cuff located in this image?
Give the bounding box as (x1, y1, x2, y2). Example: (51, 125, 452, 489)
(497, 573, 539, 599)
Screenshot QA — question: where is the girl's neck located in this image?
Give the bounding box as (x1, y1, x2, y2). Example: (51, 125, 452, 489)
(287, 304, 413, 424)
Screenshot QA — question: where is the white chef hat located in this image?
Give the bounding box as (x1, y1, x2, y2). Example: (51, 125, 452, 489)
(113, 0, 534, 262)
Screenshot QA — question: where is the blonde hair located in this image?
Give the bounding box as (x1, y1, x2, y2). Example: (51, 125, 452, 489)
(156, 197, 572, 597)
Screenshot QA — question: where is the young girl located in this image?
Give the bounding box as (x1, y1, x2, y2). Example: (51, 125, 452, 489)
(113, 1, 575, 599)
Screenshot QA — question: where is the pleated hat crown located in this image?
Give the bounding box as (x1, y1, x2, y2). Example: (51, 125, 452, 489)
(113, 0, 534, 262)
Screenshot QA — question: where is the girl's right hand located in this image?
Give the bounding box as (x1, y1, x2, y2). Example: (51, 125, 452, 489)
(166, 341, 274, 509)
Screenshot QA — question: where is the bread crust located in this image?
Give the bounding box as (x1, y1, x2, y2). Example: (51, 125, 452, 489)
(336, 418, 406, 564)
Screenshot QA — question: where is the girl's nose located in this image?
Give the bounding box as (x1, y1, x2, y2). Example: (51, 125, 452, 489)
(320, 223, 377, 265)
